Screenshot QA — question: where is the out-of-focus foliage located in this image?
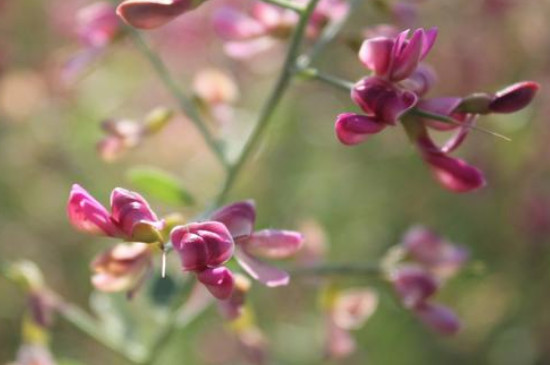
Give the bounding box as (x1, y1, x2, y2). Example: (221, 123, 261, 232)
(0, 0, 549, 364)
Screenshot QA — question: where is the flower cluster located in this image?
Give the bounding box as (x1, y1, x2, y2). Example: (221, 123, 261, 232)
(213, 0, 348, 59)
(387, 226, 467, 335)
(336, 27, 539, 192)
(68, 186, 303, 300)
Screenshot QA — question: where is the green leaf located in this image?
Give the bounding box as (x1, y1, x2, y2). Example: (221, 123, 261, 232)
(127, 167, 195, 206)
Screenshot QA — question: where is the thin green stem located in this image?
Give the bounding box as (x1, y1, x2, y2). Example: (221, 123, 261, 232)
(214, 0, 322, 205)
(289, 263, 382, 277)
(296, 67, 354, 91)
(260, 0, 304, 12)
(127, 29, 229, 169)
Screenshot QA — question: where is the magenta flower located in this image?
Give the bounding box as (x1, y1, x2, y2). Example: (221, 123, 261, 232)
(412, 302, 461, 335)
(402, 226, 468, 278)
(171, 222, 235, 299)
(116, 0, 198, 30)
(67, 184, 164, 243)
(489, 81, 540, 114)
(211, 201, 304, 287)
(390, 265, 439, 308)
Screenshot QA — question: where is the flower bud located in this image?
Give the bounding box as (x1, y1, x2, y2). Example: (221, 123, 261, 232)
(335, 112, 385, 146)
(489, 81, 540, 113)
(413, 302, 461, 335)
(171, 222, 234, 271)
(390, 266, 439, 308)
(116, 0, 199, 30)
(197, 266, 235, 300)
(110, 188, 164, 242)
(142, 107, 174, 135)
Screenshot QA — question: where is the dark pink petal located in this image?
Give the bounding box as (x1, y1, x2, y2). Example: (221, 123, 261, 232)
(110, 188, 163, 242)
(413, 302, 461, 335)
(441, 114, 477, 154)
(351, 76, 418, 125)
(171, 222, 234, 271)
(391, 266, 439, 308)
(234, 247, 289, 287)
(212, 7, 266, 41)
(243, 229, 304, 259)
(116, 0, 193, 30)
(211, 200, 256, 239)
(424, 153, 486, 193)
(489, 81, 540, 113)
(197, 267, 235, 300)
(391, 28, 424, 81)
(67, 184, 120, 237)
(358, 37, 395, 76)
(335, 113, 385, 146)
(419, 27, 438, 60)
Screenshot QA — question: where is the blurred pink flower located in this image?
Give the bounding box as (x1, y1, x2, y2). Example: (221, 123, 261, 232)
(390, 265, 439, 308)
(13, 344, 56, 365)
(213, 0, 348, 59)
(67, 185, 164, 243)
(211, 200, 304, 287)
(91, 242, 153, 295)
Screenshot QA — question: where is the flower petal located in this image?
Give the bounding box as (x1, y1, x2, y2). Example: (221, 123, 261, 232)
(358, 37, 395, 76)
(424, 153, 486, 193)
(234, 247, 289, 287)
(197, 267, 235, 300)
(413, 302, 461, 335)
(335, 113, 385, 146)
(67, 184, 119, 237)
(351, 76, 417, 125)
(213, 6, 266, 41)
(417, 97, 463, 131)
(116, 0, 193, 30)
(420, 27, 438, 60)
(243, 229, 304, 259)
(223, 37, 279, 59)
(489, 81, 540, 113)
(391, 28, 424, 81)
(211, 200, 256, 239)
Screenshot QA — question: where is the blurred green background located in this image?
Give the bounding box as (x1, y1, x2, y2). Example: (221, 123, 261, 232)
(1, 0, 550, 364)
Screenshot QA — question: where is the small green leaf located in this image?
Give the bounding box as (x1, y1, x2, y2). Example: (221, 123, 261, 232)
(127, 167, 195, 206)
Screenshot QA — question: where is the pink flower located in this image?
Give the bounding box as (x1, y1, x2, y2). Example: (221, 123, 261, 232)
(213, 0, 348, 59)
(171, 222, 234, 271)
(211, 201, 304, 287)
(390, 265, 439, 308)
(116, 0, 197, 30)
(67, 185, 164, 243)
(77, 2, 120, 48)
(413, 302, 461, 335)
(171, 222, 235, 299)
(325, 288, 378, 359)
(402, 226, 468, 279)
(358, 27, 437, 82)
(91, 242, 152, 296)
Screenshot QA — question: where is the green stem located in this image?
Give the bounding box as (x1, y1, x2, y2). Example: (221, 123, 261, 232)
(215, 0, 322, 206)
(296, 67, 354, 91)
(127, 29, 229, 169)
(260, 0, 304, 12)
(289, 263, 382, 277)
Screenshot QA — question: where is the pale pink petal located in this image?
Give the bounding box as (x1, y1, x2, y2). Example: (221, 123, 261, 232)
(234, 247, 289, 287)
(224, 37, 279, 59)
(335, 113, 386, 145)
(243, 229, 304, 259)
(211, 200, 256, 239)
(333, 288, 378, 330)
(213, 6, 266, 41)
(67, 184, 119, 237)
(251, 2, 285, 29)
(358, 37, 395, 76)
